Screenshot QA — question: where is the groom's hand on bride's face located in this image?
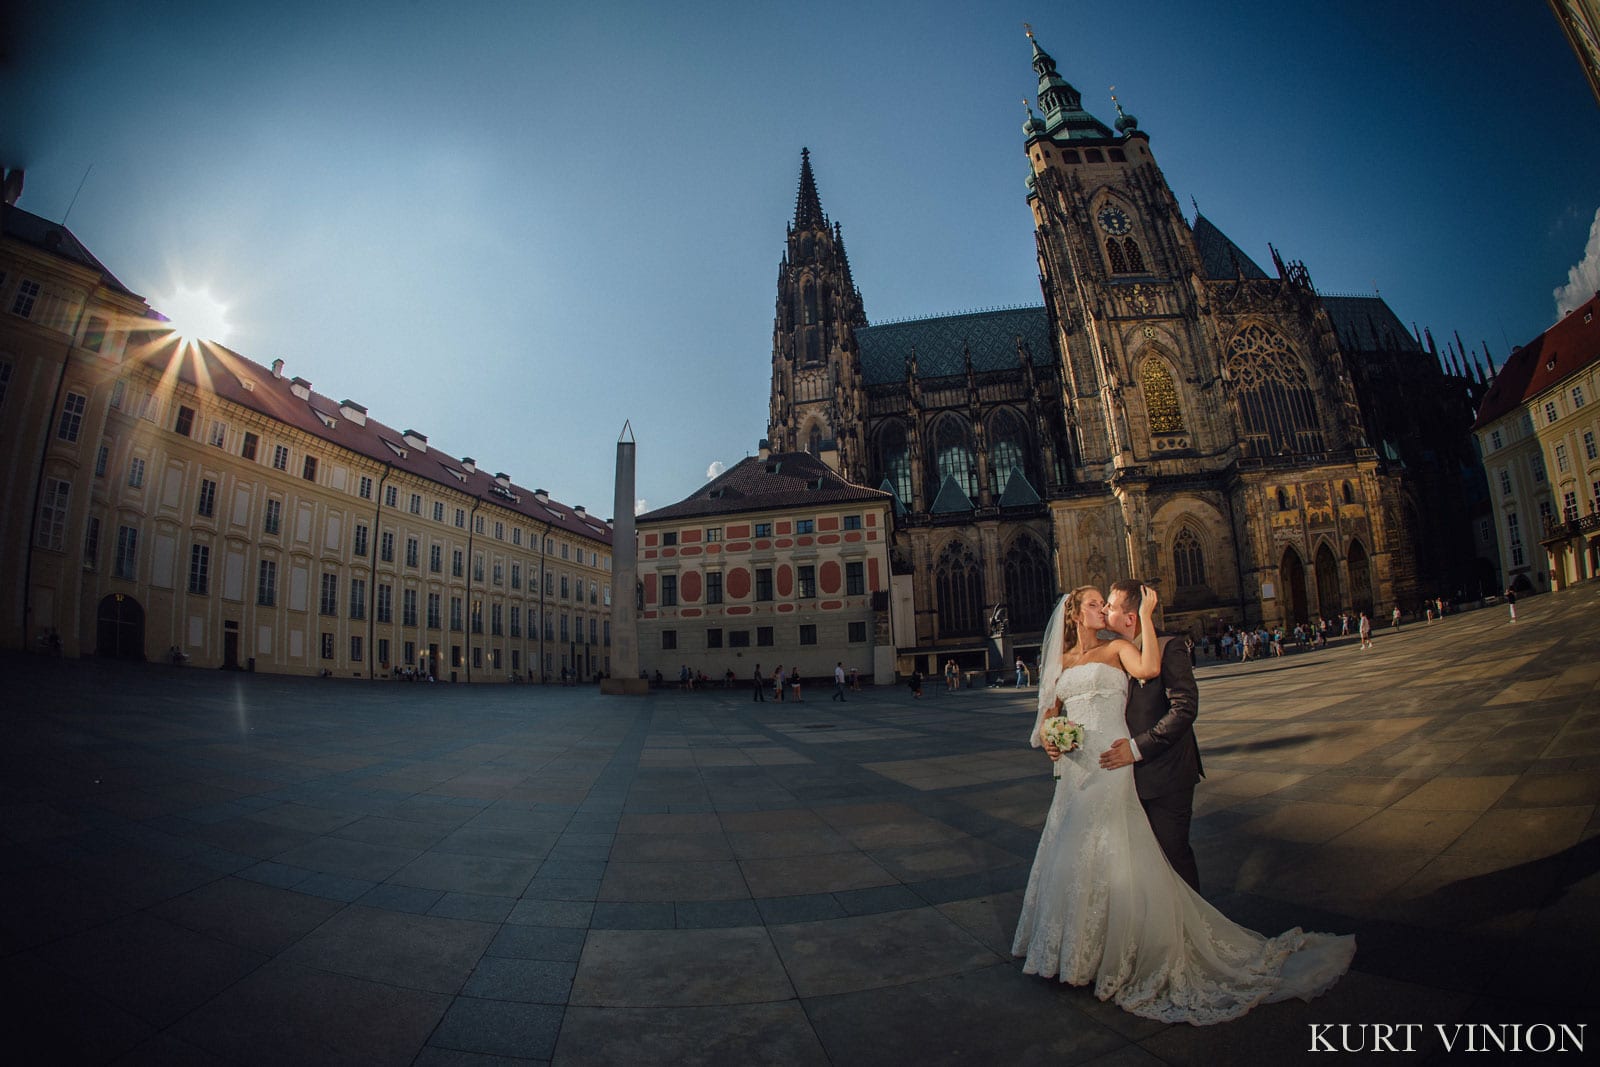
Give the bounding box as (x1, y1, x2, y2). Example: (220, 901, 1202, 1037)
(1099, 738, 1135, 769)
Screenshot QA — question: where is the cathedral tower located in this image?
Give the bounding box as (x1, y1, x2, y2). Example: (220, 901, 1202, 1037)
(1021, 28, 1393, 628)
(767, 149, 868, 478)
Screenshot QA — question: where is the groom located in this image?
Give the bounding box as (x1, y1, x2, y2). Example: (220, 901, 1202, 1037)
(1097, 578, 1204, 891)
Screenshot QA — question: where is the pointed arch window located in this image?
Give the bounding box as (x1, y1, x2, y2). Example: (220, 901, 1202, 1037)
(932, 417, 978, 499)
(1140, 359, 1185, 434)
(987, 409, 1030, 493)
(935, 540, 985, 638)
(802, 279, 818, 325)
(1123, 238, 1145, 272)
(1003, 534, 1054, 631)
(876, 422, 913, 504)
(807, 426, 823, 455)
(1172, 526, 1206, 591)
(1225, 324, 1326, 456)
(1106, 239, 1129, 273)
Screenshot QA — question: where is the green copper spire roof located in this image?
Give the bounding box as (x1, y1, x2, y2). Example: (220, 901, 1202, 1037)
(997, 467, 1042, 507)
(930, 474, 975, 514)
(1027, 31, 1114, 141)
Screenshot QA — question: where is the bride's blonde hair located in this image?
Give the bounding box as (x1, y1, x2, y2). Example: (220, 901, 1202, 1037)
(1061, 585, 1099, 653)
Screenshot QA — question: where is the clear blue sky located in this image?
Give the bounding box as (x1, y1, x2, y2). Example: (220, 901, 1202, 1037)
(6, 1, 1599, 515)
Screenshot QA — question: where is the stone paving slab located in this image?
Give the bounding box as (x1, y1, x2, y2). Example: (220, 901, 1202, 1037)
(2, 583, 1599, 1062)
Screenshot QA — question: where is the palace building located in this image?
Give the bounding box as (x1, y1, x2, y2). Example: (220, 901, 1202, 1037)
(763, 33, 1487, 669)
(1473, 291, 1600, 591)
(1, 180, 612, 680)
(634, 448, 894, 685)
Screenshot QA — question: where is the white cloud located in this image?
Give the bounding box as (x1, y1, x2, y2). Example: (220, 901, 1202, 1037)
(634, 498, 648, 515)
(1554, 206, 1600, 319)
(706, 460, 726, 481)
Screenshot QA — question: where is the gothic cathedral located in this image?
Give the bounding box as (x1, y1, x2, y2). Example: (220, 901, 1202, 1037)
(766, 32, 1462, 662)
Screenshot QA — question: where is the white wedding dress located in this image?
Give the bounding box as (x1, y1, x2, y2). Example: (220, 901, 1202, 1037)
(1012, 661, 1356, 1025)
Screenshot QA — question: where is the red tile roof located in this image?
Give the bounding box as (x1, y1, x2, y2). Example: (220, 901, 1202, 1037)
(1472, 292, 1600, 431)
(2, 203, 138, 296)
(129, 336, 612, 545)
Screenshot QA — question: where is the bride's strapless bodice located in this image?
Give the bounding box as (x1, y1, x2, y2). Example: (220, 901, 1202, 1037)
(1051, 662, 1129, 734)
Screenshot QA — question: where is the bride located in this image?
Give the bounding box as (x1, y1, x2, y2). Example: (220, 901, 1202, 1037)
(1012, 585, 1356, 1025)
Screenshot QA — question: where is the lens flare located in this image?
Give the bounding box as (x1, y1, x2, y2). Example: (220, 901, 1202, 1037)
(158, 285, 231, 346)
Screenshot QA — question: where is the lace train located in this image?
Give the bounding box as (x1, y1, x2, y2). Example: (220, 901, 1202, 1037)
(1011, 662, 1355, 1026)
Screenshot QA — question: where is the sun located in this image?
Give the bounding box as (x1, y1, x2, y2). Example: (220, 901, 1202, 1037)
(158, 284, 232, 346)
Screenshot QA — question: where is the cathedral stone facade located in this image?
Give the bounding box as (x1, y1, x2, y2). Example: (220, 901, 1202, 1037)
(764, 34, 1480, 666)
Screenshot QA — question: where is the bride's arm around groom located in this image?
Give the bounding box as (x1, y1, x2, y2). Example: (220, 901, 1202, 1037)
(1099, 578, 1204, 891)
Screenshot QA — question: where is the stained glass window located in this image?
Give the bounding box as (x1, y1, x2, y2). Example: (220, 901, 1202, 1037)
(1172, 527, 1205, 589)
(1225, 324, 1325, 455)
(1141, 360, 1184, 434)
(936, 540, 985, 637)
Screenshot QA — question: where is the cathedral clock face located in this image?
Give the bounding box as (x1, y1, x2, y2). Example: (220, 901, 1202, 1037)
(1097, 206, 1133, 235)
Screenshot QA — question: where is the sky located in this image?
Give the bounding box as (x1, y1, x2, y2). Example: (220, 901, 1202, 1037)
(5, 1, 1600, 517)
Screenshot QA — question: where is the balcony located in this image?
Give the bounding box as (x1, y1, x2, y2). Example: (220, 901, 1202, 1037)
(1540, 512, 1600, 544)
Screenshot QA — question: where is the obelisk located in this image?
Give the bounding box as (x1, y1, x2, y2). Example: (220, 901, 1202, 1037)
(602, 421, 648, 694)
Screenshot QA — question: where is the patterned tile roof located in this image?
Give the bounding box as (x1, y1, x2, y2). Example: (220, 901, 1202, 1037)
(1321, 295, 1423, 353)
(638, 451, 889, 523)
(1191, 214, 1268, 281)
(856, 306, 1052, 385)
(127, 338, 613, 545)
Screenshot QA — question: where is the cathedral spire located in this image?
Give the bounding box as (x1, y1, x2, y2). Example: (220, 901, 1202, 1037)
(793, 147, 827, 230)
(1024, 27, 1113, 140)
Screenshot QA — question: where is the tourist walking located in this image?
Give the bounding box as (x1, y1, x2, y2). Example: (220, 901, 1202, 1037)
(753, 663, 765, 701)
(833, 661, 847, 701)
(791, 670, 803, 702)
(1358, 612, 1373, 650)
(773, 665, 785, 702)
(944, 658, 959, 693)
(1506, 587, 1518, 622)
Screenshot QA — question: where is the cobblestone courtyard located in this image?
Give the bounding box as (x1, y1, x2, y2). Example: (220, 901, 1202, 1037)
(3, 584, 1598, 1064)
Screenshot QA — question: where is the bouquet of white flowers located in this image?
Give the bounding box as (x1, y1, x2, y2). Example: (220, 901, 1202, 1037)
(1040, 716, 1084, 781)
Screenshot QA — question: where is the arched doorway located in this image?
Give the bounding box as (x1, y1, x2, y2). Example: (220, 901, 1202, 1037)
(96, 593, 145, 660)
(1314, 543, 1341, 617)
(1347, 541, 1374, 615)
(1279, 546, 1308, 625)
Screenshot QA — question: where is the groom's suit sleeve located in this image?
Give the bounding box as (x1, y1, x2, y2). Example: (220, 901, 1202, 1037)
(1131, 637, 1199, 760)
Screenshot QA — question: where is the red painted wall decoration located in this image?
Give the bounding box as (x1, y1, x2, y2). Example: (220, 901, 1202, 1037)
(820, 560, 842, 595)
(727, 567, 751, 599)
(644, 573, 658, 603)
(818, 516, 840, 532)
(776, 565, 793, 597)
(868, 557, 880, 591)
(681, 571, 702, 602)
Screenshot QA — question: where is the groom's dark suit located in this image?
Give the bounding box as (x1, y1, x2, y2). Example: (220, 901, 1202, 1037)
(1127, 635, 1204, 891)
